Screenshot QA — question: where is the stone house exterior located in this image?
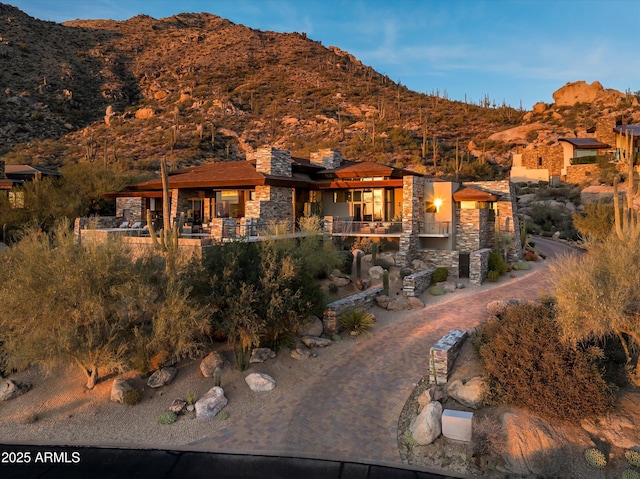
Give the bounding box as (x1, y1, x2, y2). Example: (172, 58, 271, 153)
(100, 146, 521, 284)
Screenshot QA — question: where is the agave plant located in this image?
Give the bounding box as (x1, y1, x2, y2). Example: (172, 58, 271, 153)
(339, 308, 375, 336)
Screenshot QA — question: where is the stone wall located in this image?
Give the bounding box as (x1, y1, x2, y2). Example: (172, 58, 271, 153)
(323, 287, 383, 335)
(418, 250, 459, 279)
(565, 164, 600, 184)
(456, 209, 490, 252)
(116, 197, 143, 221)
(402, 269, 433, 297)
(397, 176, 422, 268)
(596, 117, 616, 146)
(469, 248, 491, 285)
(245, 185, 293, 223)
(170, 189, 189, 223)
(520, 144, 564, 176)
(310, 149, 342, 169)
(254, 147, 292, 177)
(74, 216, 125, 242)
(429, 329, 468, 385)
(0, 160, 4, 179)
(210, 218, 238, 239)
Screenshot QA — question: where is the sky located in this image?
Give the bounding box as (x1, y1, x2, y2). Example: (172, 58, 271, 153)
(9, 0, 640, 109)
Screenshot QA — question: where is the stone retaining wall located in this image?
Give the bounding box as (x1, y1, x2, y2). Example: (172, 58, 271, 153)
(402, 269, 433, 297)
(419, 250, 459, 279)
(323, 287, 383, 335)
(469, 248, 491, 285)
(429, 329, 467, 385)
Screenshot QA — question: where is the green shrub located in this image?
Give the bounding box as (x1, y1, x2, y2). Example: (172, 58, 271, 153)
(487, 271, 500, 282)
(584, 448, 607, 469)
(623, 469, 640, 479)
(123, 389, 142, 406)
(186, 390, 197, 406)
(475, 303, 615, 423)
(429, 285, 445, 296)
(336, 250, 354, 275)
(217, 410, 229, 420)
(515, 260, 530, 270)
(157, 412, 178, 425)
(432, 267, 449, 282)
(488, 251, 508, 275)
(339, 308, 375, 336)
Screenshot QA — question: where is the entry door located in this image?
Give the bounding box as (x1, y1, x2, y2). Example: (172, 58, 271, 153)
(459, 253, 470, 278)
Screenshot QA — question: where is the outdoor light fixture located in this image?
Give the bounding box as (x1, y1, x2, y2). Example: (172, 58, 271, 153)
(433, 198, 443, 212)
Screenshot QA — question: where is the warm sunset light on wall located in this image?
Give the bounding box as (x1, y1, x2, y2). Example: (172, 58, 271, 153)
(433, 198, 443, 212)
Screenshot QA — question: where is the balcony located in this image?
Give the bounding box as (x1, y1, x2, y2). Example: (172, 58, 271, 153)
(418, 221, 451, 237)
(328, 219, 402, 237)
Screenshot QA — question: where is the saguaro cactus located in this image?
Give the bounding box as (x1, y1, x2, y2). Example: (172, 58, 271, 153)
(382, 269, 389, 296)
(356, 251, 362, 279)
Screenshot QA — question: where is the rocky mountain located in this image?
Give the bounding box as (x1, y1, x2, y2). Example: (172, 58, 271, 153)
(1, 4, 638, 177)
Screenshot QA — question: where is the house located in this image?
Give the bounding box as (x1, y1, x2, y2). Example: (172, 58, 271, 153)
(0, 160, 61, 208)
(86, 147, 520, 283)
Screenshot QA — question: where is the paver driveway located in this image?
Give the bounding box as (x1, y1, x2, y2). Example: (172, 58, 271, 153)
(190, 238, 574, 466)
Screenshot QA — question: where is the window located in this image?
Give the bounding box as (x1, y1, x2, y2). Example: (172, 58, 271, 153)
(9, 191, 25, 208)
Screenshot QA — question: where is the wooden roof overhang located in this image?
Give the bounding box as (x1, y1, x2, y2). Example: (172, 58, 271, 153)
(453, 186, 499, 202)
(103, 190, 164, 199)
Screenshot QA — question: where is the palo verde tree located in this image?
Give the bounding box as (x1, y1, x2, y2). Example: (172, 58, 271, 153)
(0, 221, 155, 388)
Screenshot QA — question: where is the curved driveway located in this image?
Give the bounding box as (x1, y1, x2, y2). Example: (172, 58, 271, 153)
(190, 238, 574, 466)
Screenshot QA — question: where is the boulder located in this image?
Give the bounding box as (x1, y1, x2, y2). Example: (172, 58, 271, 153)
(301, 336, 332, 348)
(0, 379, 31, 401)
(440, 281, 457, 293)
(250, 347, 276, 364)
(447, 377, 485, 409)
(387, 300, 408, 311)
(245, 373, 276, 392)
(409, 401, 443, 445)
(332, 277, 351, 287)
(110, 378, 134, 403)
(355, 278, 370, 290)
(532, 102, 547, 114)
(200, 352, 224, 377)
(411, 259, 428, 270)
(195, 386, 228, 419)
(375, 294, 392, 309)
(369, 265, 384, 279)
(407, 297, 425, 309)
(417, 386, 446, 412)
(169, 398, 187, 414)
(147, 367, 177, 388)
(352, 248, 365, 259)
(290, 348, 312, 360)
(378, 252, 396, 266)
(298, 316, 324, 337)
(135, 107, 154, 119)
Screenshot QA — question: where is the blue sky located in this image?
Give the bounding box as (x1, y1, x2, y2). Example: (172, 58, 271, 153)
(10, 0, 640, 109)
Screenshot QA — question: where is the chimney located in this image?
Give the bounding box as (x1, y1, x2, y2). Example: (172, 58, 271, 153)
(310, 149, 342, 170)
(254, 147, 291, 177)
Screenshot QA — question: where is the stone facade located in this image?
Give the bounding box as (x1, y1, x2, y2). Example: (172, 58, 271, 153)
(520, 144, 564, 176)
(565, 164, 600, 184)
(456, 209, 493, 253)
(170, 189, 189, 223)
(254, 147, 291, 177)
(245, 185, 293, 223)
(116, 197, 144, 221)
(418, 250, 459, 279)
(210, 218, 238, 239)
(402, 269, 433, 297)
(323, 287, 383, 335)
(0, 160, 4, 179)
(595, 117, 616, 146)
(310, 149, 342, 169)
(396, 176, 423, 268)
(428, 329, 467, 385)
(469, 248, 491, 285)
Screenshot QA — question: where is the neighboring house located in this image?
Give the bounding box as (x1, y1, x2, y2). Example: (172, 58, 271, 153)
(0, 160, 61, 208)
(510, 117, 629, 184)
(86, 147, 520, 283)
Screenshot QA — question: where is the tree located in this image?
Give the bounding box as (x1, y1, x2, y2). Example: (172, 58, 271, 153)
(550, 224, 640, 384)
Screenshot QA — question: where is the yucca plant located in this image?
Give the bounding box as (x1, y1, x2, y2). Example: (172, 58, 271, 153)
(339, 308, 375, 336)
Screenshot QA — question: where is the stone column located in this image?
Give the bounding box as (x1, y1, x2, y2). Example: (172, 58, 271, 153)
(396, 176, 422, 267)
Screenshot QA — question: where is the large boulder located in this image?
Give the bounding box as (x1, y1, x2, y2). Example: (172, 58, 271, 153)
(195, 386, 228, 419)
(147, 367, 177, 388)
(369, 265, 384, 279)
(0, 379, 31, 401)
(375, 294, 392, 309)
(110, 378, 134, 403)
(447, 377, 485, 409)
(301, 336, 332, 348)
(200, 351, 224, 377)
(387, 299, 408, 311)
(298, 316, 323, 337)
(552, 80, 624, 107)
(409, 401, 443, 445)
(250, 348, 276, 364)
(290, 348, 312, 360)
(245, 373, 276, 392)
(407, 296, 425, 309)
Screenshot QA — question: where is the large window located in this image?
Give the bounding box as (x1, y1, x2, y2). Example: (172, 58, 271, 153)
(344, 188, 390, 221)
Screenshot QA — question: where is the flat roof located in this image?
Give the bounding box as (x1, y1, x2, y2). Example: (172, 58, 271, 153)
(558, 137, 609, 149)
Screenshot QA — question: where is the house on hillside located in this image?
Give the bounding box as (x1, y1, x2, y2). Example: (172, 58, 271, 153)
(82, 147, 521, 283)
(0, 160, 61, 208)
(510, 116, 627, 184)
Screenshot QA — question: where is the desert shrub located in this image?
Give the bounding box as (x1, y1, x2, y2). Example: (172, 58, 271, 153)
(352, 237, 373, 254)
(486, 270, 500, 282)
(217, 410, 229, 420)
(488, 251, 508, 275)
(157, 412, 178, 425)
(572, 200, 615, 240)
(472, 416, 506, 458)
(523, 250, 539, 262)
(515, 260, 530, 270)
(432, 267, 449, 282)
(429, 285, 445, 296)
(123, 389, 142, 406)
(186, 390, 197, 406)
(336, 250, 354, 275)
(339, 308, 376, 336)
(475, 303, 615, 423)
